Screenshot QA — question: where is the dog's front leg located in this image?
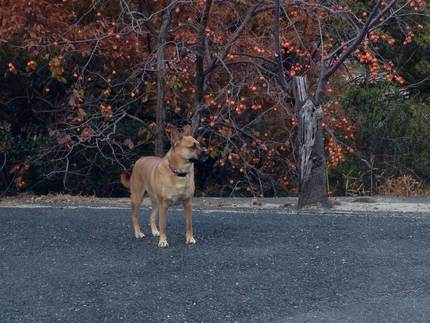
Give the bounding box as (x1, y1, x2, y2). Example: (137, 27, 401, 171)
(183, 200, 196, 244)
(150, 201, 160, 237)
(158, 201, 169, 248)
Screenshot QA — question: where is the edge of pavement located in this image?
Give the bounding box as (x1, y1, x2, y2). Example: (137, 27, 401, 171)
(1, 194, 430, 214)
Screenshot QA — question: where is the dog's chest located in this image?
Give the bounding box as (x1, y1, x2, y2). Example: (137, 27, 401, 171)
(163, 179, 193, 203)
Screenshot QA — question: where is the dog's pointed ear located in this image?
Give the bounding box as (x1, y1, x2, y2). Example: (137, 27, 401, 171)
(170, 126, 181, 145)
(183, 125, 192, 136)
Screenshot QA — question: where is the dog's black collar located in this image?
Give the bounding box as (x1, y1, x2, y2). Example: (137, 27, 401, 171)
(168, 163, 188, 177)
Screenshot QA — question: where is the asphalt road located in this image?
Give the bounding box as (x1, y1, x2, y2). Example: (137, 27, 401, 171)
(1, 207, 430, 322)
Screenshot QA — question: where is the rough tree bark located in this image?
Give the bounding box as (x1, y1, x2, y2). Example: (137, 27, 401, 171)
(273, 0, 330, 208)
(293, 77, 331, 208)
(155, 2, 174, 157)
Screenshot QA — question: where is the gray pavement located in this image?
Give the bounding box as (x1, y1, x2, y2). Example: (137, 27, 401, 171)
(1, 206, 430, 322)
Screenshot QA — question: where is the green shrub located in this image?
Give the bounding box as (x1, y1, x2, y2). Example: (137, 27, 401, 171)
(329, 83, 430, 195)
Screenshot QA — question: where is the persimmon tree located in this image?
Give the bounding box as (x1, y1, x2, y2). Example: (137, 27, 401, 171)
(267, 0, 428, 207)
(0, 0, 428, 199)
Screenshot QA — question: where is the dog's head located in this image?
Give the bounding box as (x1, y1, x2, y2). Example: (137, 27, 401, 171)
(170, 125, 208, 163)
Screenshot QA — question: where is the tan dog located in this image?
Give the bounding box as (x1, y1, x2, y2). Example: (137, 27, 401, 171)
(120, 125, 203, 248)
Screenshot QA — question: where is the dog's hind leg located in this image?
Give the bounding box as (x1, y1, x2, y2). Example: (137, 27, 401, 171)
(131, 189, 145, 239)
(149, 200, 160, 237)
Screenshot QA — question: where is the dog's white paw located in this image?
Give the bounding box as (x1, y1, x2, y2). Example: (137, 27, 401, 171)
(186, 236, 196, 244)
(151, 229, 160, 237)
(135, 232, 145, 239)
(158, 240, 169, 248)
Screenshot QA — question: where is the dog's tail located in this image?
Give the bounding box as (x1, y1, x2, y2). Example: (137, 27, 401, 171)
(120, 170, 131, 190)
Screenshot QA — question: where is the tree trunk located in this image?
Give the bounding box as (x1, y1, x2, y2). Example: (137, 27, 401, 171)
(191, 0, 212, 135)
(155, 3, 173, 157)
(293, 77, 331, 208)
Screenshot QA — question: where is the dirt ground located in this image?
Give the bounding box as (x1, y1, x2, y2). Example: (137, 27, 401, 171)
(1, 193, 430, 214)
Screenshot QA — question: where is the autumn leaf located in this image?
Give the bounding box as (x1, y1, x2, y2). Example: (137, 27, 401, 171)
(68, 89, 84, 107)
(124, 138, 134, 150)
(49, 57, 66, 83)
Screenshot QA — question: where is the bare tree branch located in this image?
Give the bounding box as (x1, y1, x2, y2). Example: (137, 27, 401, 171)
(273, 0, 289, 93)
(324, 0, 395, 81)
